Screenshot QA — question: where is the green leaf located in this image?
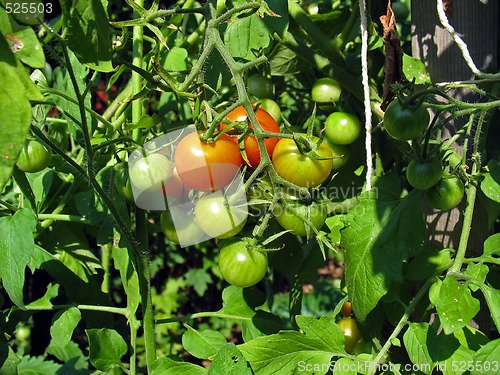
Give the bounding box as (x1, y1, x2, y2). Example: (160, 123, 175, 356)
(151, 357, 208, 375)
(17, 355, 63, 374)
(46, 340, 89, 371)
(472, 339, 500, 375)
(8, 0, 45, 25)
(479, 285, 500, 332)
(402, 54, 431, 84)
(435, 276, 480, 335)
(86, 328, 127, 371)
(25, 282, 59, 306)
(331, 358, 357, 375)
(481, 162, 500, 203)
(185, 268, 212, 297)
(262, 0, 288, 39)
(217, 286, 283, 341)
(0, 32, 42, 192)
(483, 232, 500, 257)
(208, 344, 252, 375)
(403, 323, 438, 372)
(60, 0, 114, 72)
(268, 43, 304, 76)
(238, 315, 346, 375)
(112, 245, 140, 315)
(224, 13, 272, 61)
(0, 335, 20, 374)
(164, 46, 188, 72)
(182, 325, 227, 360)
(7, 26, 46, 68)
(325, 215, 345, 243)
(406, 248, 452, 281)
(50, 307, 82, 347)
(0, 208, 36, 308)
(341, 187, 426, 321)
(204, 48, 232, 92)
(464, 263, 489, 292)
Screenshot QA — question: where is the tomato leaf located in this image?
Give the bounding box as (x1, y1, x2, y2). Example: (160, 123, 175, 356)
(150, 357, 208, 375)
(472, 339, 500, 375)
(217, 286, 283, 342)
(479, 285, 500, 333)
(86, 328, 127, 371)
(481, 161, 500, 203)
(340, 183, 426, 321)
(403, 323, 439, 370)
(435, 276, 480, 335)
(16, 355, 62, 374)
(0, 208, 36, 308)
(112, 244, 140, 315)
(238, 315, 347, 375)
(50, 307, 82, 348)
(60, 0, 114, 72)
(208, 344, 252, 375)
(7, 26, 46, 68)
(402, 54, 432, 84)
(185, 268, 212, 297)
(483, 232, 500, 257)
(224, 13, 272, 61)
(262, 0, 289, 39)
(182, 325, 227, 360)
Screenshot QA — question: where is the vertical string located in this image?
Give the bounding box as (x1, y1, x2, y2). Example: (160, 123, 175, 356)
(359, 0, 373, 191)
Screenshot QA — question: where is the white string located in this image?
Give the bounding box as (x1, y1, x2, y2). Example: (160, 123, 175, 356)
(436, 0, 500, 80)
(359, 0, 372, 191)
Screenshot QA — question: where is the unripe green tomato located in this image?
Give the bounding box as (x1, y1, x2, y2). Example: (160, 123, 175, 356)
(425, 175, 465, 211)
(274, 202, 327, 236)
(391, 2, 410, 21)
(307, 2, 319, 14)
(326, 142, 350, 169)
(160, 210, 205, 245)
(337, 317, 362, 354)
(114, 164, 134, 202)
(325, 112, 361, 145)
(247, 75, 274, 99)
(218, 238, 268, 288)
(16, 140, 52, 173)
(406, 159, 442, 190)
(15, 325, 31, 340)
(311, 78, 341, 104)
(256, 98, 282, 124)
(129, 152, 172, 192)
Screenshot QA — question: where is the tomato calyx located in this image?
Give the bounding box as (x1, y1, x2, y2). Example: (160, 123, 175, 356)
(292, 133, 335, 162)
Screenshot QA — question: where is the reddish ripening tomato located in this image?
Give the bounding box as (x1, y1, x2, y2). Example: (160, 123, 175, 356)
(160, 167, 189, 199)
(174, 132, 242, 192)
(221, 106, 280, 167)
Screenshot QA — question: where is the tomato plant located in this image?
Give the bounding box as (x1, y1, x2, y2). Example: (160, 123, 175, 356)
(325, 112, 362, 145)
(311, 77, 342, 104)
(383, 100, 430, 141)
(247, 74, 274, 99)
(218, 238, 268, 287)
(425, 175, 465, 210)
(194, 191, 247, 239)
(342, 301, 352, 317)
(175, 132, 242, 192)
(16, 140, 52, 173)
(160, 209, 205, 245)
(256, 98, 282, 124)
(337, 317, 362, 354)
(274, 201, 327, 236)
(221, 105, 280, 167)
(272, 135, 333, 187)
(406, 158, 442, 190)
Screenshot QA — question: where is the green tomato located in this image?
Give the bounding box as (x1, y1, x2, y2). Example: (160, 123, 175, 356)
(391, 2, 410, 21)
(325, 112, 362, 145)
(311, 78, 341, 104)
(274, 202, 327, 236)
(325, 142, 350, 169)
(406, 159, 442, 190)
(337, 317, 362, 354)
(218, 238, 268, 287)
(425, 175, 465, 211)
(114, 163, 134, 202)
(15, 325, 31, 340)
(383, 100, 430, 141)
(247, 74, 274, 99)
(160, 209, 206, 246)
(272, 134, 333, 188)
(16, 140, 52, 173)
(129, 152, 172, 192)
(256, 98, 282, 124)
(195, 191, 248, 239)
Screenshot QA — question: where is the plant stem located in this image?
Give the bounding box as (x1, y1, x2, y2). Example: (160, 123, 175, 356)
(23, 304, 128, 315)
(101, 243, 112, 294)
(367, 278, 434, 375)
(37, 214, 91, 224)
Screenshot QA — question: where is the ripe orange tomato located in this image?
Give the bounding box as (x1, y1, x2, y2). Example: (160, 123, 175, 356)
(160, 167, 189, 199)
(174, 132, 242, 192)
(221, 106, 280, 167)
